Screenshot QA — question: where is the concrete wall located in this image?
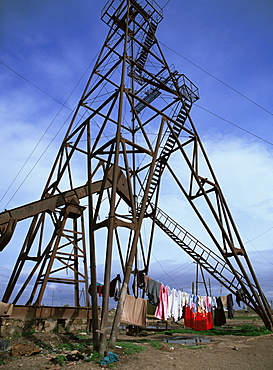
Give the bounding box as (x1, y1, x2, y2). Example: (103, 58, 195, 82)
(0, 317, 91, 338)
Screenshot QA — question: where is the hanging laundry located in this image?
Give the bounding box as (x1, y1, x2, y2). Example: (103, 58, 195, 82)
(147, 279, 161, 305)
(132, 270, 147, 298)
(177, 290, 183, 320)
(97, 283, 104, 297)
(236, 288, 246, 307)
(109, 274, 121, 298)
(141, 275, 215, 330)
(183, 293, 214, 331)
(214, 296, 226, 326)
(137, 270, 146, 289)
(204, 296, 212, 313)
(167, 288, 174, 319)
(143, 275, 150, 292)
(198, 296, 205, 310)
(220, 295, 228, 308)
(211, 296, 217, 307)
(88, 282, 103, 297)
(113, 277, 121, 301)
(132, 270, 138, 298)
(227, 294, 234, 319)
(194, 309, 212, 331)
(155, 285, 169, 321)
(147, 302, 156, 316)
(91, 275, 122, 298)
(121, 295, 147, 327)
(168, 288, 180, 321)
(189, 294, 198, 313)
(184, 305, 213, 331)
(181, 291, 190, 307)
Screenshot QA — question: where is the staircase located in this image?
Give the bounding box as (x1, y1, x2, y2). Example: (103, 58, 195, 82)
(140, 99, 192, 209)
(154, 207, 254, 294)
(152, 206, 258, 301)
(135, 22, 157, 75)
(136, 73, 200, 210)
(135, 68, 174, 113)
(152, 206, 268, 311)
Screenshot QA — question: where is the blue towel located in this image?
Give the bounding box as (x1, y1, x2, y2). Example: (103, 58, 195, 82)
(100, 351, 119, 366)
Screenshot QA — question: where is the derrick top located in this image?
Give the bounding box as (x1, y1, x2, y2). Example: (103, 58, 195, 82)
(101, 0, 163, 27)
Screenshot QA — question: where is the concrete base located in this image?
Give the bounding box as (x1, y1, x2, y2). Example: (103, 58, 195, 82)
(0, 305, 94, 338)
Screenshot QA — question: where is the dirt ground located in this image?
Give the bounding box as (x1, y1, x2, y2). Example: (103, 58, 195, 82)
(1, 327, 273, 370)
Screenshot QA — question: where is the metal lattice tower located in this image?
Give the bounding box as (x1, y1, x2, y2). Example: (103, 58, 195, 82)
(0, 0, 272, 353)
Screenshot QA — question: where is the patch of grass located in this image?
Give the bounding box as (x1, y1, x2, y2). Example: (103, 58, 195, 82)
(147, 339, 205, 350)
(56, 342, 85, 351)
(116, 341, 145, 355)
(233, 316, 259, 320)
(83, 350, 104, 365)
(162, 328, 197, 335)
(107, 363, 117, 369)
(90, 350, 99, 360)
(74, 334, 88, 339)
(149, 340, 163, 349)
(207, 324, 270, 336)
(54, 354, 67, 366)
(115, 338, 164, 350)
(162, 324, 271, 337)
(180, 345, 204, 350)
(89, 350, 103, 363)
(0, 358, 7, 366)
(22, 329, 35, 336)
(237, 325, 271, 336)
(10, 329, 35, 339)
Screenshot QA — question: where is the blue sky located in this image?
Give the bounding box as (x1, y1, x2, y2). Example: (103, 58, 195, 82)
(0, 0, 273, 307)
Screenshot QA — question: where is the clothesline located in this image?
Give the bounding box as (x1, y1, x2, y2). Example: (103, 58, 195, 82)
(93, 272, 239, 331)
(125, 272, 235, 331)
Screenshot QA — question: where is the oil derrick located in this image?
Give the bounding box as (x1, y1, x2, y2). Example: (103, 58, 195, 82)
(0, 0, 272, 353)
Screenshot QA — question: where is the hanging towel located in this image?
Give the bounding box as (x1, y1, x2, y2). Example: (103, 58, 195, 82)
(121, 295, 147, 327)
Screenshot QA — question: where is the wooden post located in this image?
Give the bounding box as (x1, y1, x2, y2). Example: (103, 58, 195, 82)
(87, 120, 99, 352)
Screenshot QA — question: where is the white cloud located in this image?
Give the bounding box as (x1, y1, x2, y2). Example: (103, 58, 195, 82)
(205, 136, 273, 218)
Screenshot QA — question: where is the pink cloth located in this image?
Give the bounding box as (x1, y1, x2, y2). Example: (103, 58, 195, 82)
(155, 285, 169, 320)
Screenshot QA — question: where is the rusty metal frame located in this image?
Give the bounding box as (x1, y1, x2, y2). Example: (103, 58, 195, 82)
(1, 0, 272, 356)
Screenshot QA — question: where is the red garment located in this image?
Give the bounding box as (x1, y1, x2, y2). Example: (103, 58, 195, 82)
(155, 285, 169, 320)
(184, 305, 213, 331)
(97, 285, 103, 296)
(95, 275, 121, 297)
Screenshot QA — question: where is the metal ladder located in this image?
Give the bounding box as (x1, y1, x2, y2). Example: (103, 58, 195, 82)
(152, 205, 259, 307)
(135, 21, 157, 74)
(140, 99, 192, 208)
